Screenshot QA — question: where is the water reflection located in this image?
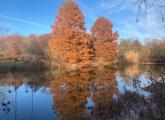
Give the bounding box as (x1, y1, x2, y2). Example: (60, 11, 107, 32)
(50, 68, 95, 120)
(92, 65, 165, 120)
(0, 64, 165, 120)
(0, 72, 58, 120)
(50, 67, 118, 120)
(117, 64, 165, 97)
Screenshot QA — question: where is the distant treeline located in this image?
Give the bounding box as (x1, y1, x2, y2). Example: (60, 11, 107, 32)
(118, 38, 165, 64)
(0, 34, 51, 71)
(0, 34, 50, 61)
(1, 34, 165, 66)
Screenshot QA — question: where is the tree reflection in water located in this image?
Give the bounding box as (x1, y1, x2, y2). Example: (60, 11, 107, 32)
(0, 65, 164, 120)
(50, 67, 118, 120)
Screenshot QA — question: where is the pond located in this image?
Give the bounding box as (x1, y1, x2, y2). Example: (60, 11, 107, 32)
(0, 65, 165, 120)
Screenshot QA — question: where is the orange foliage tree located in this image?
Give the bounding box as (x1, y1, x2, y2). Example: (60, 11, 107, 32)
(49, 1, 94, 67)
(91, 17, 118, 63)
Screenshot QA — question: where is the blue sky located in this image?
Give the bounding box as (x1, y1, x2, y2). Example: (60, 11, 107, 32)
(0, 0, 165, 42)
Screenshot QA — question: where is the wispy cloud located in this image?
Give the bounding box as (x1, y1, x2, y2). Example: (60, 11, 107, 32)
(116, 14, 165, 42)
(0, 14, 49, 29)
(76, 0, 97, 22)
(97, 0, 132, 16)
(95, 0, 165, 41)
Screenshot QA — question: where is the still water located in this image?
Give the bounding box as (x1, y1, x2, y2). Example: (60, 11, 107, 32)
(0, 65, 165, 120)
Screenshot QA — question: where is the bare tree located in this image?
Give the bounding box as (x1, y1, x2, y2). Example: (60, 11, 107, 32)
(134, 0, 165, 22)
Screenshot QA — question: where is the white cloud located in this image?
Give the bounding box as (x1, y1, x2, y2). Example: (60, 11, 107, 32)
(116, 15, 165, 41)
(96, 0, 165, 41)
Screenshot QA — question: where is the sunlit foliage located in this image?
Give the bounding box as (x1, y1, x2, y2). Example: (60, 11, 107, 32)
(49, 1, 94, 67)
(118, 38, 165, 64)
(91, 17, 118, 63)
(124, 50, 139, 64)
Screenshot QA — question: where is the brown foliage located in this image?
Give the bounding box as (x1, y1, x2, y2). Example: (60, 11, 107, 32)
(95, 42, 118, 62)
(52, 1, 85, 33)
(49, 1, 94, 67)
(25, 34, 50, 58)
(91, 17, 118, 62)
(124, 50, 139, 64)
(118, 38, 165, 64)
(0, 34, 24, 60)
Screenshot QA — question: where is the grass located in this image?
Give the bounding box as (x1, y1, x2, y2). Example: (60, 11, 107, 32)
(0, 59, 49, 73)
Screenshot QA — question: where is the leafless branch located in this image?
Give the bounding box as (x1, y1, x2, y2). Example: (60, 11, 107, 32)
(134, 0, 165, 22)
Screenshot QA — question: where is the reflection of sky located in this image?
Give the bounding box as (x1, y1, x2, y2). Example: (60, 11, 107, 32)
(0, 84, 58, 120)
(86, 92, 95, 117)
(116, 72, 151, 98)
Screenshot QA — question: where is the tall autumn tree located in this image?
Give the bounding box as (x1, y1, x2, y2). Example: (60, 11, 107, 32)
(91, 17, 118, 63)
(49, 0, 94, 67)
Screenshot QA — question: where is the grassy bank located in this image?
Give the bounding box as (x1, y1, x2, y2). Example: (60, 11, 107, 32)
(0, 60, 49, 73)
